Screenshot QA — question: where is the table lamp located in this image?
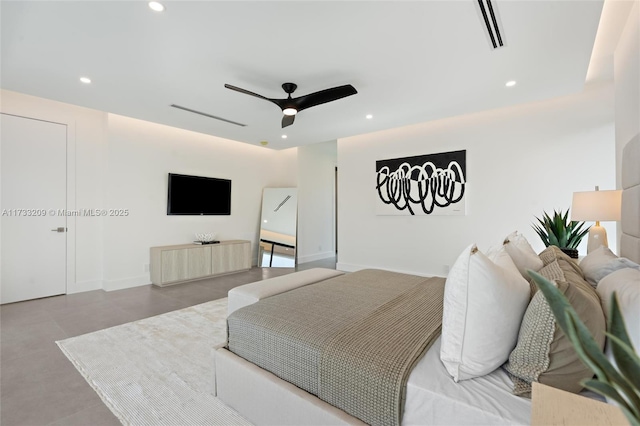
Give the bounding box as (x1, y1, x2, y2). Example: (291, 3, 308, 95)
(571, 186, 622, 253)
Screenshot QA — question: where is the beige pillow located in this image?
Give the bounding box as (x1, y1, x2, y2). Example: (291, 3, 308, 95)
(529, 246, 586, 296)
(504, 257, 606, 396)
(503, 231, 544, 279)
(527, 260, 565, 298)
(580, 246, 640, 287)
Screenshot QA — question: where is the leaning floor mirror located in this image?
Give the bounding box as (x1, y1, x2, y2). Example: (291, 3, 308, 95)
(259, 188, 298, 267)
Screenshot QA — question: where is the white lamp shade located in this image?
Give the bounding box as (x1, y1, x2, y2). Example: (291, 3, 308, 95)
(571, 190, 622, 222)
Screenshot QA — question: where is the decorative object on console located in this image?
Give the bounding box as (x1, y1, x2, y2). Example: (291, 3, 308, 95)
(532, 209, 590, 259)
(529, 270, 640, 426)
(571, 186, 622, 253)
(195, 232, 219, 244)
(375, 149, 466, 216)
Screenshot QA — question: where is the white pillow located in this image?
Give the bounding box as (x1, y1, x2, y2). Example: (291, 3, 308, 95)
(503, 231, 544, 279)
(486, 244, 524, 280)
(596, 267, 640, 354)
(440, 244, 531, 381)
(580, 245, 640, 286)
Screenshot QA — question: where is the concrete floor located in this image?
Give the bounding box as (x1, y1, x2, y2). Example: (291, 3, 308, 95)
(0, 258, 336, 426)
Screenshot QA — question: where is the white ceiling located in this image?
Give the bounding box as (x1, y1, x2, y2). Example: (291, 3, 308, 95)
(1, 1, 607, 149)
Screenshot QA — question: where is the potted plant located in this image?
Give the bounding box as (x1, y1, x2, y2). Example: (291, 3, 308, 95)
(532, 209, 590, 258)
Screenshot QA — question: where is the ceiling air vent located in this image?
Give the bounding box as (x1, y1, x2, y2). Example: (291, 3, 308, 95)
(170, 104, 246, 127)
(476, 0, 505, 49)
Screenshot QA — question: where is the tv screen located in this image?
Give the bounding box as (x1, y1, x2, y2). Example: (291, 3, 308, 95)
(167, 173, 231, 215)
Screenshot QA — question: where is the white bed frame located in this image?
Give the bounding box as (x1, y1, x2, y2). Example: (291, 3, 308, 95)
(215, 134, 640, 426)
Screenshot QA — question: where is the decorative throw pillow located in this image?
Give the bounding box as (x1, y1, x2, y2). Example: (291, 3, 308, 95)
(596, 267, 640, 354)
(504, 262, 606, 396)
(527, 260, 565, 298)
(580, 246, 640, 287)
(529, 246, 587, 296)
(503, 231, 544, 279)
(486, 244, 524, 280)
(441, 244, 530, 382)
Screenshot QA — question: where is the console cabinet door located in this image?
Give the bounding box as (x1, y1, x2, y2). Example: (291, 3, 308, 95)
(238, 242, 251, 270)
(212, 242, 250, 275)
(187, 246, 212, 279)
(161, 249, 189, 283)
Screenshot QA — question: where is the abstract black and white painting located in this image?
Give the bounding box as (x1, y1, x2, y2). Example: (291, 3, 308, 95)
(375, 150, 466, 216)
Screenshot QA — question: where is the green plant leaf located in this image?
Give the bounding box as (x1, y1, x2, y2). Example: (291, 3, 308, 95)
(582, 379, 633, 413)
(609, 292, 634, 349)
(533, 223, 550, 247)
(531, 209, 589, 249)
(582, 379, 640, 426)
(607, 334, 640, 390)
(567, 310, 640, 411)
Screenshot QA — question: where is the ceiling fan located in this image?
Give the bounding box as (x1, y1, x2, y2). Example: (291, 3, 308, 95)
(224, 82, 357, 128)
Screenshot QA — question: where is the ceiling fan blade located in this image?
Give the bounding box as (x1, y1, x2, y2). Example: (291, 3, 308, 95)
(224, 84, 274, 103)
(282, 115, 295, 128)
(294, 84, 357, 112)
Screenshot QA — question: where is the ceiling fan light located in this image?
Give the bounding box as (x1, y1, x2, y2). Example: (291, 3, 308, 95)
(283, 108, 297, 116)
(148, 1, 165, 12)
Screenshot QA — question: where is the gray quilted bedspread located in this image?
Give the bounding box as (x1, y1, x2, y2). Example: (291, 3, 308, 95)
(227, 269, 445, 426)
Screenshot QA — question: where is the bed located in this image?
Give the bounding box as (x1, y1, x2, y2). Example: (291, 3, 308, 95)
(215, 133, 640, 426)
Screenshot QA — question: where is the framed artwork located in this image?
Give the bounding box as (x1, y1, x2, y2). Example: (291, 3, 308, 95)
(375, 149, 466, 216)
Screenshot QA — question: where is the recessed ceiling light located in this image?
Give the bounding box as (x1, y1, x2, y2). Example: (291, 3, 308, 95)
(505, 80, 517, 87)
(79, 77, 91, 84)
(366, 114, 373, 119)
(148, 2, 165, 12)
(281, 135, 288, 139)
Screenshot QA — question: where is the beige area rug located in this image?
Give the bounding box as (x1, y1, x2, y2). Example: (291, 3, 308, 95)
(56, 298, 251, 426)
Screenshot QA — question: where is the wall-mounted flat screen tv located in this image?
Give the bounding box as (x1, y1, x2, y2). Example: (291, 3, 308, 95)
(167, 173, 231, 215)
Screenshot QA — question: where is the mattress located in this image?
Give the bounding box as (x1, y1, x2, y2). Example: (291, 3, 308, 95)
(403, 337, 531, 426)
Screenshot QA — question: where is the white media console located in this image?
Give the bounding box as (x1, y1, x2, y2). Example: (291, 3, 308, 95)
(150, 240, 251, 287)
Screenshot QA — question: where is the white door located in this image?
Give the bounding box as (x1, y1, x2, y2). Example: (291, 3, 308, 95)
(1, 113, 67, 304)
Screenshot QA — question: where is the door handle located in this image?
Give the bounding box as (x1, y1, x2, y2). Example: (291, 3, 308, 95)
(51, 227, 66, 232)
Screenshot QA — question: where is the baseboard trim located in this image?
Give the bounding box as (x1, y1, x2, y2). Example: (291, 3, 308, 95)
(67, 280, 103, 294)
(103, 275, 151, 292)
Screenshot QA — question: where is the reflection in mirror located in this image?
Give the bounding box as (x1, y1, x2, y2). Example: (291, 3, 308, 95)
(259, 188, 297, 267)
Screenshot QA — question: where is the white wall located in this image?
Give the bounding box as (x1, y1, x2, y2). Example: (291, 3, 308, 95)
(1, 90, 297, 293)
(614, 0, 639, 185)
(337, 83, 616, 276)
(297, 140, 337, 263)
(102, 114, 297, 290)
